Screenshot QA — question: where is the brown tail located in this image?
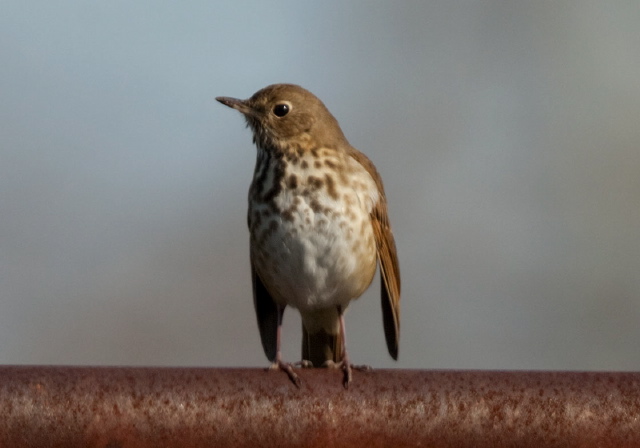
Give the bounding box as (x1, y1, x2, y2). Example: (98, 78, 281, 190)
(302, 326, 343, 367)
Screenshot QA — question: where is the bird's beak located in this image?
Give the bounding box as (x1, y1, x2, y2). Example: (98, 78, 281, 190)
(216, 96, 254, 117)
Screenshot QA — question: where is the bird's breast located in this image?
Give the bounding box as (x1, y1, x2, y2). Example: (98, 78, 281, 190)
(248, 149, 378, 312)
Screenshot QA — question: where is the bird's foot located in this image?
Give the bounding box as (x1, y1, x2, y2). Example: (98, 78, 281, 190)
(352, 364, 372, 372)
(295, 359, 314, 368)
(323, 358, 371, 388)
(269, 360, 301, 388)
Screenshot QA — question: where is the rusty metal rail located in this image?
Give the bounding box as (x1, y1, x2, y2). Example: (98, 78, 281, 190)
(0, 366, 639, 447)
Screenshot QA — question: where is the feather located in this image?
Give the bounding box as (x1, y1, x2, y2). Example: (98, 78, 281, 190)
(250, 256, 280, 362)
(347, 148, 401, 359)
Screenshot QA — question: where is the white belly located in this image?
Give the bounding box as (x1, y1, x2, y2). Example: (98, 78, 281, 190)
(250, 190, 377, 312)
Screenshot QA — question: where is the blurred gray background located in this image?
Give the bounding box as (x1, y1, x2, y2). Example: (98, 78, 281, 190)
(1, 2, 639, 370)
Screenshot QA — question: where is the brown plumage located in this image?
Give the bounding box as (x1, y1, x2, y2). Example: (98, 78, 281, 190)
(217, 84, 400, 387)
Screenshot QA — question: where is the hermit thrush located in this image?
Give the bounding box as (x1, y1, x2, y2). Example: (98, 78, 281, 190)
(216, 84, 400, 387)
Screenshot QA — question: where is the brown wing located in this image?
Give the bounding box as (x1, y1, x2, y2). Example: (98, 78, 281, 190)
(250, 255, 280, 362)
(371, 201, 401, 359)
(347, 147, 401, 360)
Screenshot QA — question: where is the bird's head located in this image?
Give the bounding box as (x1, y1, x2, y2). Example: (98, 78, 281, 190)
(217, 84, 347, 150)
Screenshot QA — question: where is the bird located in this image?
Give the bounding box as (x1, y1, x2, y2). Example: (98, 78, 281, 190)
(216, 84, 400, 388)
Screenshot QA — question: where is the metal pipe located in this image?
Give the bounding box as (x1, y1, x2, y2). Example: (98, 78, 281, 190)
(1, 366, 639, 447)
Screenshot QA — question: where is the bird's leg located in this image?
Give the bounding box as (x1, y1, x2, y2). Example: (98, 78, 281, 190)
(269, 305, 301, 387)
(323, 306, 372, 388)
(338, 308, 353, 388)
(338, 306, 374, 387)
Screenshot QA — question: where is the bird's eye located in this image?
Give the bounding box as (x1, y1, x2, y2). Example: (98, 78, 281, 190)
(273, 103, 290, 117)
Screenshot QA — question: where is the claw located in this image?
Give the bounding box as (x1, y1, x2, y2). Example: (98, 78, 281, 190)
(342, 361, 352, 388)
(353, 364, 372, 372)
(295, 360, 314, 368)
(269, 360, 301, 387)
(322, 358, 360, 388)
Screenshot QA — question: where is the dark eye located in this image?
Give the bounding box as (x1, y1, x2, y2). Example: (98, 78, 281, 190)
(273, 103, 290, 117)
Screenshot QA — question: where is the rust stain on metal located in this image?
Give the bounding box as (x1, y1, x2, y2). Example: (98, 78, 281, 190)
(0, 367, 639, 447)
